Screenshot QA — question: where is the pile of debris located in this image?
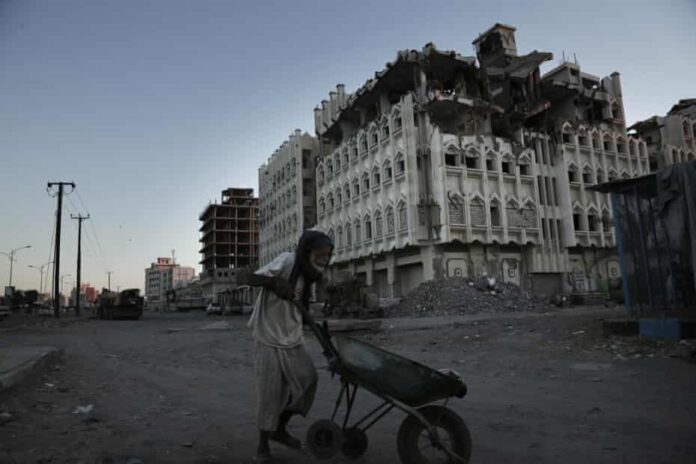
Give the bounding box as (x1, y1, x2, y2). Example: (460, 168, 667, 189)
(385, 276, 546, 317)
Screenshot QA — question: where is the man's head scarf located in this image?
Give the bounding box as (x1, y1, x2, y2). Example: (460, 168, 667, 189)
(289, 230, 334, 309)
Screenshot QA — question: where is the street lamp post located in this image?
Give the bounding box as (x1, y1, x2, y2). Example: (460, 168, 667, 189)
(1, 245, 32, 288)
(60, 274, 71, 310)
(28, 261, 53, 302)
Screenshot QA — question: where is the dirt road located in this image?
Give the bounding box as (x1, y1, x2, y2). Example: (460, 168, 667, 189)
(1, 308, 695, 463)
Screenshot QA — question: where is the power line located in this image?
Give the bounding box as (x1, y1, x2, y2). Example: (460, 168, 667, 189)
(74, 189, 106, 260)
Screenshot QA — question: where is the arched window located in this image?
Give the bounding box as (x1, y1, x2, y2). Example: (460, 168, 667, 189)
(518, 152, 532, 176)
(326, 159, 333, 178)
(596, 168, 605, 184)
(361, 171, 370, 193)
(381, 119, 390, 140)
(337, 226, 344, 249)
(369, 126, 378, 150)
(334, 152, 341, 171)
(485, 151, 497, 172)
(501, 154, 514, 174)
(344, 183, 351, 203)
(319, 196, 326, 214)
(359, 133, 368, 154)
(490, 197, 502, 227)
(601, 209, 612, 232)
(398, 201, 408, 231)
(354, 220, 362, 244)
(372, 166, 381, 188)
(470, 196, 485, 226)
(395, 152, 405, 177)
(336, 189, 342, 206)
(448, 193, 465, 225)
(327, 192, 334, 210)
(383, 159, 393, 182)
(464, 147, 480, 169)
(393, 111, 403, 132)
(568, 163, 579, 183)
(587, 206, 600, 232)
(317, 163, 325, 184)
(582, 165, 594, 184)
(578, 128, 589, 147)
(572, 204, 585, 231)
(345, 222, 352, 247)
(375, 210, 383, 238)
(592, 131, 601, 150)
(364, 214, 373, 241)
(562, 125, 574, 144)
(616, 137, 627, 154)
(328, 228, 335, 244)
(603, 134, 614, 152)
(352, 178, 360, 198)
(444, 145, 460, 167)
(386, 206, 395, 235)
(342, 148, 350, 167)
(352, 145, 359, 162)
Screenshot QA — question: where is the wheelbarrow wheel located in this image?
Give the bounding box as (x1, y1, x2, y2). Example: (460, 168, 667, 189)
(341, 427, 368, 459)
(306, 419, 343, 460)
(397, 405, 471, 464)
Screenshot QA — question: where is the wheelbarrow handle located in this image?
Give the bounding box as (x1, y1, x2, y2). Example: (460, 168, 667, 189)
(293, 301, 339, 360)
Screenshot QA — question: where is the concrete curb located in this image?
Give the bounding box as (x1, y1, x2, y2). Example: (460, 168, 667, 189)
(0, 347, 63, 393)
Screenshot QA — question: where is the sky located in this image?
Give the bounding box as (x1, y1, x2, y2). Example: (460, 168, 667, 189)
(1, 0, 695, 293)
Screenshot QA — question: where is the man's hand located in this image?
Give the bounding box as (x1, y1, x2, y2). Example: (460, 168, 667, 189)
(272, 278, 294, 301)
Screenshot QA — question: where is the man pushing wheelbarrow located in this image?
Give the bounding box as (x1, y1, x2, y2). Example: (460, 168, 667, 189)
(246, 229, 472, 463)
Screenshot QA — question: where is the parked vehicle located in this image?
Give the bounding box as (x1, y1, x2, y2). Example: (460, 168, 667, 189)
(97, 288, 144, 320)
(205, 302, 222, 315)
(0, 297, 9, 320)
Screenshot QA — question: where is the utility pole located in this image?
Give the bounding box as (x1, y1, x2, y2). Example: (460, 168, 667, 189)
(48, 181, 75, 318)
(71, 214, 89, 316)
(106, 271, 113, 292)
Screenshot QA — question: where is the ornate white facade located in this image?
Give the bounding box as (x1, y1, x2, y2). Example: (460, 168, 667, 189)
(258, 130, 319, 266)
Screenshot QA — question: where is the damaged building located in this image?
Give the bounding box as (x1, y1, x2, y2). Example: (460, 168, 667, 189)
(311, 23, 656, 298)
(258, 130, 319, 266)
(629, 98, 696, 169)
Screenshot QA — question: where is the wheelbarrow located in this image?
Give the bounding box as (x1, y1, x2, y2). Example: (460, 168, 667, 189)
(298, 304, 472, 463)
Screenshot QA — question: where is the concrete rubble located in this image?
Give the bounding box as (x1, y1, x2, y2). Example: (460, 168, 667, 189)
(386, 277, 547, 317)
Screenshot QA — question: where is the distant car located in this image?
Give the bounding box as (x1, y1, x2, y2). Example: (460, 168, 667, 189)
(0, 304, 9, 320)
(206, 303, 222, 315)
(37, 305, 53, 317)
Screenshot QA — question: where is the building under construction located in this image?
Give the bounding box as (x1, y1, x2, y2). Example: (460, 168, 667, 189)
(199, 188, 259, 302)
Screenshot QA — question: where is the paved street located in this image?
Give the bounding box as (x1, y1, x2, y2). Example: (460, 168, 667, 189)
(1, 309, 695, 464)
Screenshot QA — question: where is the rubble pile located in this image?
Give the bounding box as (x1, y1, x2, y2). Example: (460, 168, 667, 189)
(386, 277, 546, 317)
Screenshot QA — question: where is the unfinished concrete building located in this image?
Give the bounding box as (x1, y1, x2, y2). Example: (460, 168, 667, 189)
(199, 188, 259, 301)
(629, 99, 696, 169)
(258, 130, 319, 266)
(313, 23, 649, 298)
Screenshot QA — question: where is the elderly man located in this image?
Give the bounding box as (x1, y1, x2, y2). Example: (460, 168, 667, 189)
(246, 230, 333, 461)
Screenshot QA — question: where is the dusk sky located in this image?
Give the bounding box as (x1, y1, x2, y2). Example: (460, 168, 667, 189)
(1, 0, 695, 292)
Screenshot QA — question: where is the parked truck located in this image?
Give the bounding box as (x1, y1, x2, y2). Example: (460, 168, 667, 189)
(97, 288, 144, 320)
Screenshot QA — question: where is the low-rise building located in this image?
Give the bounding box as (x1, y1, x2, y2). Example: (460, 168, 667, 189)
(145, 257, 196, 307)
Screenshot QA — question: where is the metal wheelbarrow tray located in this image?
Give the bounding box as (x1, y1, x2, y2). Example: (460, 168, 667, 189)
(305, 319, 473, 463)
